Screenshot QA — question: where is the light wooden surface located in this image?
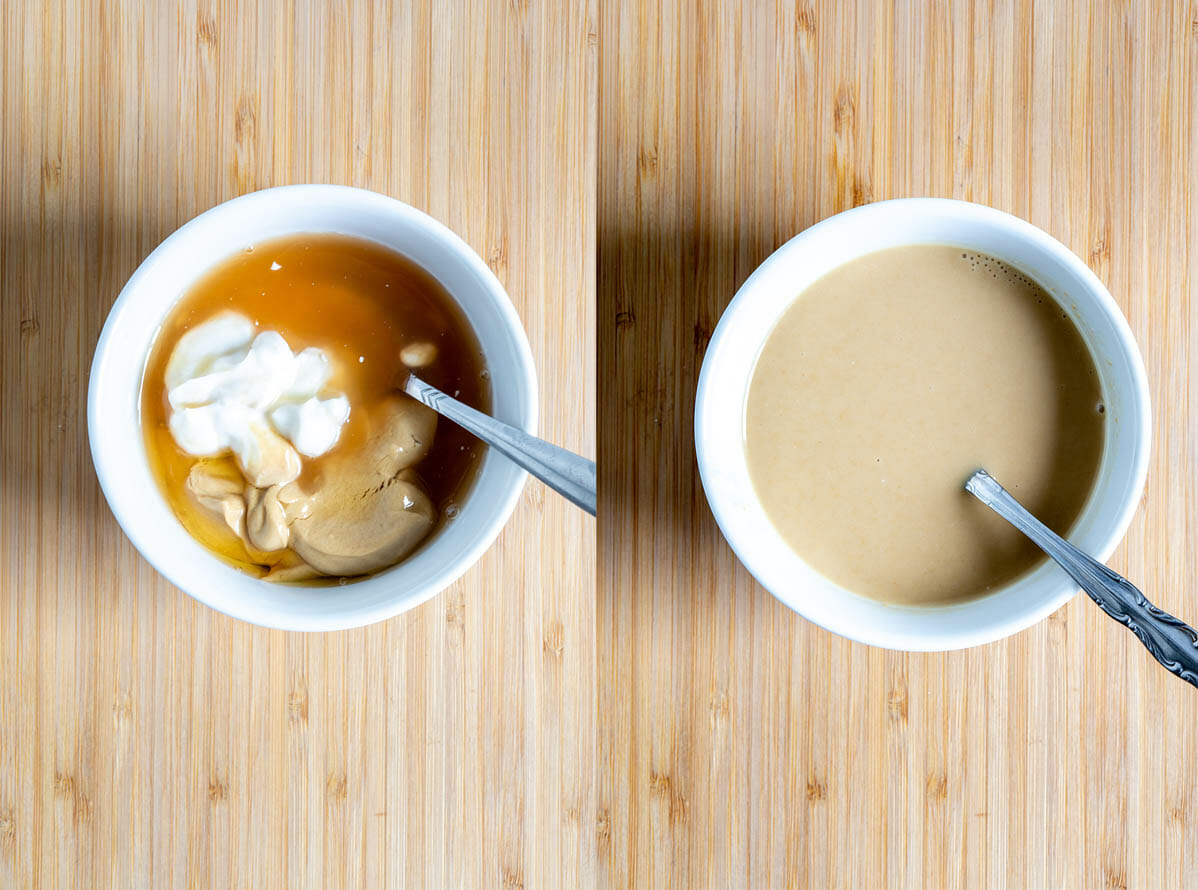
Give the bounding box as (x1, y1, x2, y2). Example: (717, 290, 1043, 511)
(6, 1, 1198, 887)
(0, 1, 595, 887)
(598, 1, 1198, 887)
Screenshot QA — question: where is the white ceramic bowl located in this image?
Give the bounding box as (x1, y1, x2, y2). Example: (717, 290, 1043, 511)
(695, 198, 1150, 651)
(89, 185, 537, 631)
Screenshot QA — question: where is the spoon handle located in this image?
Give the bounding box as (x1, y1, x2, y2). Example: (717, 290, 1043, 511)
(404, 375, 596, 516)
(966, 469, 1198, 688)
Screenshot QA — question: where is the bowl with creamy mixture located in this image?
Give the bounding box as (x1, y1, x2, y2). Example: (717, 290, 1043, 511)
(695, 199, 1150, 651)
(89, 186, 536, 631)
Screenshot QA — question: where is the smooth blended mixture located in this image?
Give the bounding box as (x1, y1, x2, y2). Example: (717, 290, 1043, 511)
(745, 245, 1106, 605)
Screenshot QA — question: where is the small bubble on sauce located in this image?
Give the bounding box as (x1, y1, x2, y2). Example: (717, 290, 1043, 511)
(270, 261, 282, 271)
(445, 504, 459, 519)
(245, 245, 255, 253)
(1097, 402, 1106, 414)
(480, 369, 490, 380)
(338, 577, 348, 586)
(358, 355, 365, 363)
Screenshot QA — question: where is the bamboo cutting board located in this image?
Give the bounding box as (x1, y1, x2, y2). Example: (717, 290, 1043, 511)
(5, 0, 1198, 888)
(598, 1, 1198, 887)
(0, 1, 596, 887)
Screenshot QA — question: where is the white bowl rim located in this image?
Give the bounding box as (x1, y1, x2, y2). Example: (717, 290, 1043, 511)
(694, 197, 1151, 651)
(88, 184, 538, 631)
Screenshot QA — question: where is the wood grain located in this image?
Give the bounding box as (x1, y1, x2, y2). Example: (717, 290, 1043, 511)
(597, 0, 1198, 887)
(0, 1, 596, 887)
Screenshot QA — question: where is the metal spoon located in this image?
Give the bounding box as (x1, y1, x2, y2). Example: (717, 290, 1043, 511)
(966, 468, 1198, 688)
(404, 374, 596, 516)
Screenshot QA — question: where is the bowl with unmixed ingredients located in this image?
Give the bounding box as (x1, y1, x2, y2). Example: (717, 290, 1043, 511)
(695, 198, 1150, 651)
(89, 185, 537, 631)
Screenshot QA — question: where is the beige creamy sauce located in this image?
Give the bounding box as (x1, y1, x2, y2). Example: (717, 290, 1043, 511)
(745, 245, 1106, 605)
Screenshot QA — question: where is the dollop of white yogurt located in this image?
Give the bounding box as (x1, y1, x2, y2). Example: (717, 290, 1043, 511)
(165, 313, 350, 486)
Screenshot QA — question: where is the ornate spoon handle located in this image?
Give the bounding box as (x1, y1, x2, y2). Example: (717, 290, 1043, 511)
(966, 469, 1198, 688)
(404, 374, 596, 516)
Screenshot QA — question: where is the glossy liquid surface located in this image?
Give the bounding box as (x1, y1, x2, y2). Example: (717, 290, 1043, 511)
(745, 245, 1106, 605)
